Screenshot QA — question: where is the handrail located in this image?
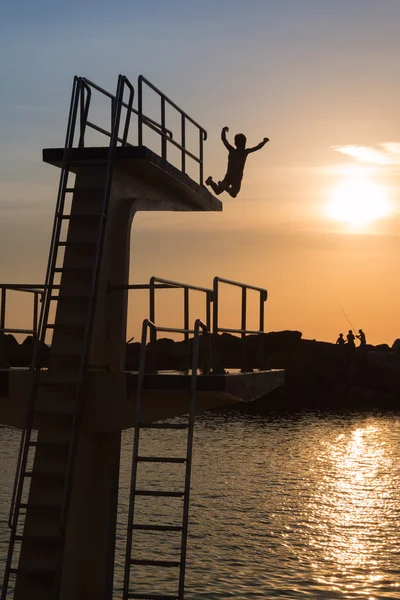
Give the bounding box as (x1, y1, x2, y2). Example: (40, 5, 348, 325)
(148, 277, 213, 360)
(78, 76, 173, 148)
(81, 77, 173, 137)
(137, 318, 209, 374)
(212, 276, 268, 373)
(149, 276, 212, 294)
(0, 284, 44, 293)
(113, 278, 212, 294)
(139, 77, 207, 134)
(214, 276, 268, 298)
(138, 75, 207, 184)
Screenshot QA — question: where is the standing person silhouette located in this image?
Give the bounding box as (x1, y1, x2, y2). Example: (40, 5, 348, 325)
(205, 127, 269, 198)
(347, 330, 356, 349)
(356, 329, 367, 346)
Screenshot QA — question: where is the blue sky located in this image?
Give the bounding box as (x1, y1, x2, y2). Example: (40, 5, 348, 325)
(2, 1, 400, 343)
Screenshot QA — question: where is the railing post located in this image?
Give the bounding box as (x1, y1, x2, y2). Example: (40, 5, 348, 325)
(181, 114, 186, 174)
(206, 292, 212, 333)
(121, 76, 134, 146)
(33, 292, 39, 364)
(149, 277, 156, 347)
(0, 288, 6, 365)
(241, 287, 247, 373)
(161, 97, 167, 159)
(184, 287, 189, 372)
(259, 291, 265, 369)
(138, 76, 143, 146)
(199, 130, 204, 186)
(212, 278, 219, 372)
(78, 80, 91, 148)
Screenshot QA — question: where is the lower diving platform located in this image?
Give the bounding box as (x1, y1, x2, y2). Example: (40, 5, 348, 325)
(0, 368, 284, 431)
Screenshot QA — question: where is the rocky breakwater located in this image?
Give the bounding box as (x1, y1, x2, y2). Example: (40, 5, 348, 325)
(243, 333, 400, 411)
(126, 330, 400, 411)
(3, 331, 399, 411)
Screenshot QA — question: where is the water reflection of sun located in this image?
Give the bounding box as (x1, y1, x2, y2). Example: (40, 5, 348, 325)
(308, 424, 396, 596)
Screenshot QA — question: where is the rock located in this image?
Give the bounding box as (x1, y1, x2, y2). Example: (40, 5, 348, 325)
(392, 339, 400, 351)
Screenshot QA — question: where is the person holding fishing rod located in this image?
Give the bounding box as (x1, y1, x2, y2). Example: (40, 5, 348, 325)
(356, 329, 367, 347)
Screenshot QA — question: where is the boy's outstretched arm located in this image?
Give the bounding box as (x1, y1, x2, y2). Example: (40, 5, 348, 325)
(246, 137, 269, 154)
(221, 126, 234, 151)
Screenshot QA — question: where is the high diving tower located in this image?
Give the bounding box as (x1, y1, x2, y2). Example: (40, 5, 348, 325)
(0, 75, 283, 600)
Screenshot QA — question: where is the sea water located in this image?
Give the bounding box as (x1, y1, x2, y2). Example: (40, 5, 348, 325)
(1, 409, 400, 599)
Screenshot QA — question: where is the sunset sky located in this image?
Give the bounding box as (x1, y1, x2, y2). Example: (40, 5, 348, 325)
(1, 0, 400, 345)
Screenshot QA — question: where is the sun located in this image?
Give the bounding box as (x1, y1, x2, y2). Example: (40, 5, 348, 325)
(326, 176, 392, 230)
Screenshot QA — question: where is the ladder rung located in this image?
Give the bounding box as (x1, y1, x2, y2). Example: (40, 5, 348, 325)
(24, 471, 65, 481)
(129, 559, 180, 568)
(34, 409, 74, 418)
(19, 503, 60, 511)
(48, 352, 81, 360)
(57, 241, 97, 248)
(38, 379, 77, 387)
(135, 490, 184, 498)
(46, 323, 85, 330)
(65, 187, 104, 194)
(28, 441, 69, 449)
(58, 213, 102, 219)
(9, 567, 57, 577)
(139, 423, 188, 430)
(136, 456, 186, 464)
(54, 267, 93, 274)
(131, 524, 182, 532)
(50, 294, 90, 301)
(15, 534, 61, 543)
(127, 595, 178, 600)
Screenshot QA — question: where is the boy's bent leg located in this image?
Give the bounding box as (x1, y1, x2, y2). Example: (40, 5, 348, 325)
(227, 180, 241, 198)
(206, 177, 226, 196)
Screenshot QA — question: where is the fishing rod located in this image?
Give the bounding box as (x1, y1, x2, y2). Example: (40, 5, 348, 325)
(334, 297, 357, 332)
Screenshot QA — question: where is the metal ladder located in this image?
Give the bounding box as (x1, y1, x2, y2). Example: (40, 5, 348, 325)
(1, 75, 134, 600)
(123, 318, 209, 600)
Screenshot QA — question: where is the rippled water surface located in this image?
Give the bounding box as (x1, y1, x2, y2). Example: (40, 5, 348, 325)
(1, 410, 400, 599)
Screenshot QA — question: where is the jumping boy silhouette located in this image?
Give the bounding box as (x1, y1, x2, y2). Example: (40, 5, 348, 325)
(205, 126, 269, 198)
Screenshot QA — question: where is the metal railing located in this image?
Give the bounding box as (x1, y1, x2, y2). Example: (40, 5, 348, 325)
(138, 76, 207, 184)
(212, 277, 268, 372)
(114, 275, 268, 372)
(73, 75, 207, 185)
(0, 275, 268, 373)
(0, 286, 42, 366)
(77, 76, 136, 148)
(117, 276, 212, 372)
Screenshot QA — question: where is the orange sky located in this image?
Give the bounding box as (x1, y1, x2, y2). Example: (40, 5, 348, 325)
(2, 1, 400, 346)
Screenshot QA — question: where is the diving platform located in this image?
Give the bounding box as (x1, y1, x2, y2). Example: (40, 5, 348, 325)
(0, 74, 283, 600)
(42, 146, 222, 213)
(0, 369, 284, 431)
